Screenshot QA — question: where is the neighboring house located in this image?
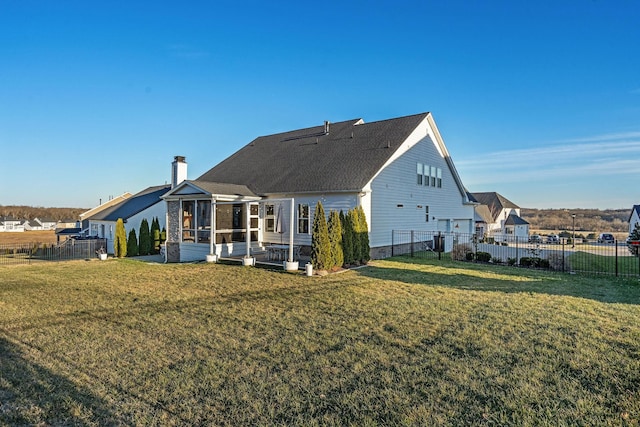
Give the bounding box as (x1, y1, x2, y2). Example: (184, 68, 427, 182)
(23, 217, 58, 231)
(162, 112, 476, 262)
(629, 204, 640, 235)
(79, 193, 133, 233)
(56, 219, 80, 230)
(0, 216, 25, 232)
(84, 185, 171, 254)
(23, 219, 42, 231)
(469, 192, 529, 241)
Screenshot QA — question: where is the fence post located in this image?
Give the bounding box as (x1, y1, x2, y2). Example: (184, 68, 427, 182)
(615, 240, 618, 277)
(438, 232, 442, 261)
(562, 239, 565, 273)
(391, 231, 394, 257)
(410, 231, 414, 257)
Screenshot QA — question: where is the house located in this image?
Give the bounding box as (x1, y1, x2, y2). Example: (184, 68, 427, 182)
(629, 205, 640, 235)
(79, 192, 133, 232)
(0, 216, 25, 232)
(83, 185, 171, 254)
(162, 112, 476, 263)
(23, 217, 58, 231)
(469, 192, 529, 242)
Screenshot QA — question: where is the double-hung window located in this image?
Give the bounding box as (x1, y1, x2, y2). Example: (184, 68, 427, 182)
(298, 204, 309, 234)
(265, 204, 275, 232)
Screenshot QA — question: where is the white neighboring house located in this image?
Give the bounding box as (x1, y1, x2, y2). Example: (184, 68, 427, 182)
(162, 112, 477, 262)
(37, 218, 58, 230)
(23, 218, 58, 231)
(84, 185, 171, 254)
(470, 192, 529, 242)
(0, 217, 25, 232)
(23, 219, 42, 231)
(629, 204, 640, 235)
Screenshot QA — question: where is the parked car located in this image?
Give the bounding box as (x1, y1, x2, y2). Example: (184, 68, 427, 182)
(597, 233, 615, 244)
(546, 234, 559, 244)
(528, 234, 542, 243)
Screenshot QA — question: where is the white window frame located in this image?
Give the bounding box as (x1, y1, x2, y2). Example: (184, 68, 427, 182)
(298, 203, 310, 234)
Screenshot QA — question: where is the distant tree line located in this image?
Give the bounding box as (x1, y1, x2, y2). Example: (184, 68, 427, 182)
(521, 208, 630, 233)
(0, 205, 87, 221)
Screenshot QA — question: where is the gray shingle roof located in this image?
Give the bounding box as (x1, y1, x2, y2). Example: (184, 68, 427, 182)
(471, 192, 520, 222)
(88, 185, 170, 222)
(197, 113, 431, 195)
(187, 180, 258, 198)
(505, 214, 529, 225)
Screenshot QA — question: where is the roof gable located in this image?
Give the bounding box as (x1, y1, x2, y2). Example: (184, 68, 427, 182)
(471, 192, 520, 222)
(163, 180, 259, 199)
(197, 113, 432, 195)
(505, 214, 529, 225)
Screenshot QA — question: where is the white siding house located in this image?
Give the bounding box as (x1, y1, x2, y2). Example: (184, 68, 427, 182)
(629, 205, 640, 236)
(0, 217, 25, 232)
(469, 192, 529, 242)
(84, 185, 170, 254)
(163, 112, 476, 263)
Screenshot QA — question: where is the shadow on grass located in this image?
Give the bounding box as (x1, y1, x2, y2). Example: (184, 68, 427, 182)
(0, 336, 124, 425)
(359, 258, 640, 305)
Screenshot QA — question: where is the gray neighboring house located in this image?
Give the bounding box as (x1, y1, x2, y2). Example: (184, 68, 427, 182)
(163, 112, 477, 263)
(470, 192, 529, 241)
(84, 185, 171, 254)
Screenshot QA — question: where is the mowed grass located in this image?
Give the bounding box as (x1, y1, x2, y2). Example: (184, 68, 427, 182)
(569, 251, 640, 277)
(1, 258, 639, 426)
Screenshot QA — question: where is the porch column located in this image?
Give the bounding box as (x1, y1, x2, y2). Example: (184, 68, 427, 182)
(288, 197, 295, 262)
(246, 201, 251, 258)
(214, 199, 216, 255)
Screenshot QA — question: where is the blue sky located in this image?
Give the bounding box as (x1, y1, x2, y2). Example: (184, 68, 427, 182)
(1, 0, 639, 209)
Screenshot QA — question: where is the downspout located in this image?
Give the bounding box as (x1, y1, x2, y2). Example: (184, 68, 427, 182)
(164, 212, 169, 263)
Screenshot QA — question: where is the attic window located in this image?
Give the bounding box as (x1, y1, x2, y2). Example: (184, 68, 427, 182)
(417, 163, 423, 185)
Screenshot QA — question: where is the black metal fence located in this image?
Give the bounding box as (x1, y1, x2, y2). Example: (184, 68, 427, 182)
(392, 231, 640, 278)
(0, 238, 108, 265)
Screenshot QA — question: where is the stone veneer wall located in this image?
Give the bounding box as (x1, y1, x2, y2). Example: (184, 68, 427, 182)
(166, 200, 181, 262)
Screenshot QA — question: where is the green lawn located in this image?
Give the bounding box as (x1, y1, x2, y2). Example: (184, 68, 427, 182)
(569, 251, 640, 277)
(1, 258, 639, 426)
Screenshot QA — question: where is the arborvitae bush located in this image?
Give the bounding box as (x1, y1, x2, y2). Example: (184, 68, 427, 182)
(114, 218, 127, 258)
(311, 201, 331, 270)
(340, 211, 354, 266)
(127, 229, 139, 257)
(328, 210, 344, 269)
(139, 219, 151, 256)
(151, 217, 160, 254)
(356, 205, 370, 263)
(347, 209, 361, 265)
